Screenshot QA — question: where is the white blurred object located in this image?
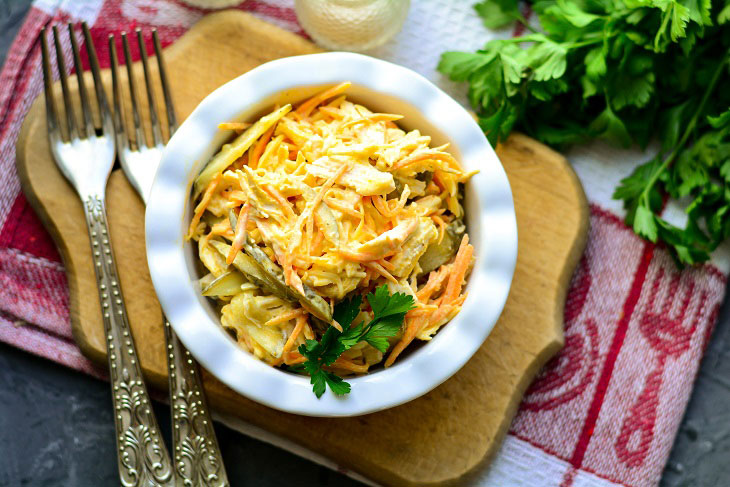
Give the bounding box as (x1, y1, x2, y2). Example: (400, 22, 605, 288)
(295, 0, 410, 51)
(178, 0, 242, 7)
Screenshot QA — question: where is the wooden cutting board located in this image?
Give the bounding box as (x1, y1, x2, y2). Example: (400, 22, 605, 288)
(15, 11, 588, 487)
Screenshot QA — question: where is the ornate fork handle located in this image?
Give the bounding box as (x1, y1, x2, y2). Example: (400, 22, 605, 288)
(83, 194, 174, 487)
(165, 321, 229, 486)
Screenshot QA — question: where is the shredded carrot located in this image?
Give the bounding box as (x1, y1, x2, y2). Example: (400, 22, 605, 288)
(310, 224, 326, 254)
(283, 254, 306, 296)
(250, 124, 276, 169)
(406, 307, 437, 318)
(284, 157, 356, 295)
(326, 94, 347, 108)
(296, 82, 352, 117)
(263, 184, 295, 220)
(264, 308, 304, 327)
(386, 262, 460, 367)
(282, 315, 306, 353)
(377, 258, 395, 272)
(365, 261, 398, 283)
(416, 265, 450, 302)
(391, 150, 462, 172)
(443, 234, 473, 303)
(186, 173, 221, 240)
(324, 197, 362, 218)
(384, 314, 428, 368)
(283, 352, 306, 366)
(425, 180, 440, 195)
(339, 113, 403, 131)
(319, 106, 343, 119)
(328, 357, 369, 374)
(372, 195, 392, 217)
(291, 160, 353, 260)
(274, 317, 306, 366)
(230, 154, 248, 170)
(218, 122, 252, 131)
(226, 203, 250, 264)
(432, 214, 447, 245)
(337, 248, 392, 262)
(303, 322, 314, 340)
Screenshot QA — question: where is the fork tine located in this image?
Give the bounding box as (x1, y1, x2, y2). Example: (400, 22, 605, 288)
(82, 22, 112, 134)
(121, 31, 146, 149)
(52, 25, 78, 141)
(40, 28, 61, 146)
(136, 28, 163, 147)
(109, 35, 130, 153)
(67, 23, 95, 138)
(152, 29, 177, 136)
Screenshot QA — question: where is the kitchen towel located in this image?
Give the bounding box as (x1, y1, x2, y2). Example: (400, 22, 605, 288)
(0, 1, 727, 486)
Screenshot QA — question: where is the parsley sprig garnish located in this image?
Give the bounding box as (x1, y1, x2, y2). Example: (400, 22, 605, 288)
(439, 0, 730, 265)
(293, 285, 415, 398)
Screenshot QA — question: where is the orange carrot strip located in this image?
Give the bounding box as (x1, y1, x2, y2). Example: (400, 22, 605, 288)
(326, 94, 347, 108)
(282, 315, 306, 352)
(218, 122, 252, 131)
(282, 159, 350, 293)
(392, 151, 462, 172)
(386, 264, 459, 367)
(264, 184, 295, 219)
(296, 82, 352, 117)
(371, 195, 392, 217)
(337, 248, 396, 262)
(384, 314, 429, 368)
(339, 113, 403, 131)
(324, 197, 362, 218)
(310, 225, 325, 256)
(186, 173, 221, 240)
(273, 315, 307, 366)
(283, 352, 306, 366)
(432, 214, 446, 245)
(250, 124, 276, 169)
(328, 357, 369, 374)
(226, 203, 250, 264)
(377, 258, 395, 272)
(416, 266, 450, 302)
(283, 254, 306, 297)
(264, 308, 304, 327)
(365, 261, 398, 283)
(318, 106, 344, 119)
(443, 234, 473, 304)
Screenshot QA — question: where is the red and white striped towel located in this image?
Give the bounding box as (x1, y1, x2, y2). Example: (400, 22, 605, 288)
(0, 2, 727, 486)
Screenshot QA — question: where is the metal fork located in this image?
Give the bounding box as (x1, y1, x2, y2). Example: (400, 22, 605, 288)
(41, 23, 174, 486)
(109, 29, 229, 487)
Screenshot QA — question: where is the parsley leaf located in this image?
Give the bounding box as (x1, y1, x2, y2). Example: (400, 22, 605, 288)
(296, 285, 415, 398)
(439, 0, 730, 265)
(474, 0, 522, 29)
(367, 285, 415, 317)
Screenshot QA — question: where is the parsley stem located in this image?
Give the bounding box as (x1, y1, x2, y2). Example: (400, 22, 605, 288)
(653, 7, 672, 51)
(640, 52, 730, 204)
(512, 12, 538, 33)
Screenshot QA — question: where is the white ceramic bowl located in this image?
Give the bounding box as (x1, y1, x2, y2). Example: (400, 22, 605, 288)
(146, 52, 517, 417)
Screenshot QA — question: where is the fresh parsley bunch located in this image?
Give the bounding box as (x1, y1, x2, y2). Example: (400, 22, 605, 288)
(292, 285, 416, 398)
(439, 0, 730, 265)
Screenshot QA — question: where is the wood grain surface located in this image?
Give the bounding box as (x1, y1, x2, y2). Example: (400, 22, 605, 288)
(15, 11, 589, 486)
